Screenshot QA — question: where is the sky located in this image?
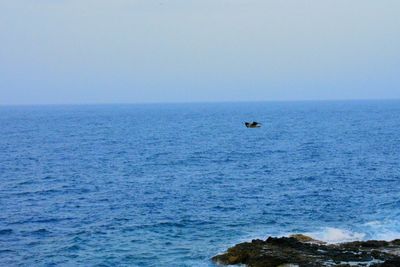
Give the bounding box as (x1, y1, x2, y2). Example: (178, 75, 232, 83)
(0, 0, 399, 105)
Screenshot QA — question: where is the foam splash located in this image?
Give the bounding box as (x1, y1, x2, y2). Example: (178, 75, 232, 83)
(363, 220, 400, 241)
(305, 227, 365, 243)
(301, 220, 400, 244)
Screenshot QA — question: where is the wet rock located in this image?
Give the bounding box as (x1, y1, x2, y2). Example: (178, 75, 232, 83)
(378, 258, 400, 267)
(212, 235, 400, 267)
(289, 234, 326, 245)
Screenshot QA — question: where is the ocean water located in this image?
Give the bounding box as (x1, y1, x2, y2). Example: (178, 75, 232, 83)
(1, 100, 400, 266)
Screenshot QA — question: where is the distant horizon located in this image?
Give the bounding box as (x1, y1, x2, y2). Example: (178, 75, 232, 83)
(1, 96, 399, 107)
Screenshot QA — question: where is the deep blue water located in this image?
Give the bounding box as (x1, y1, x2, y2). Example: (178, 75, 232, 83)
(1, 100, 400, 266)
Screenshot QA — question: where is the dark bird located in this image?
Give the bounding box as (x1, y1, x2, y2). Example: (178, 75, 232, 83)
(244, 121, 262, 128)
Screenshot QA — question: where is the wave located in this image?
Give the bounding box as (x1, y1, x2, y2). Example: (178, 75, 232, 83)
(0, 229, 13, 235)
(304, 227, 365, 243)
(300, 221, 400, 243)
(362, 220, 400, 241)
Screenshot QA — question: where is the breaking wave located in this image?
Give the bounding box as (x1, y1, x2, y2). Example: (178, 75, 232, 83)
(302, 221, 400, 243)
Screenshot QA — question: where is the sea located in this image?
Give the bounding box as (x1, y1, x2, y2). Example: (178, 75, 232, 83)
(1, 100, 400, 266)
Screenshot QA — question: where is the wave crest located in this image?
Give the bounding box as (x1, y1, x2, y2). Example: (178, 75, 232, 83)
(305, 227, 365, 243)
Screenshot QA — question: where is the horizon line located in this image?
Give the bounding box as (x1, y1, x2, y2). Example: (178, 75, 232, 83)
(1, 97, 399, 107)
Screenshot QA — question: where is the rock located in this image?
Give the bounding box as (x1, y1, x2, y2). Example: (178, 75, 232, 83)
(289, 234, 326, 245)
(379, 258, 400, 267)
(212, 235, 400, 267)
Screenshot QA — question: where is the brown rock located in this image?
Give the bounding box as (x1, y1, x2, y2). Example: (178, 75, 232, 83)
(212, 235, 400, 267)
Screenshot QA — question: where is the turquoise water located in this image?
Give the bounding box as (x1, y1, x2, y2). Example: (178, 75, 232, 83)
(1, 100, 400, 266)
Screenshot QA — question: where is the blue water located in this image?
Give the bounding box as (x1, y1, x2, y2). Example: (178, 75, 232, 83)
(1, 100, 400, 266)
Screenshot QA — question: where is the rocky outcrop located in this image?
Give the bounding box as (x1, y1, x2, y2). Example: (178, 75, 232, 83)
(212, 235, 400, 267)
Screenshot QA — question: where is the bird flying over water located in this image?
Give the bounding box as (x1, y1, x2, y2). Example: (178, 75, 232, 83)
(244, 122, 262, 128)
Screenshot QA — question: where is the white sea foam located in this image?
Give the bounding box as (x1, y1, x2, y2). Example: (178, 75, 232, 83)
(363, 220, 400, 241)
(305, 227, 365, 243)
(301, 220, 400, 244)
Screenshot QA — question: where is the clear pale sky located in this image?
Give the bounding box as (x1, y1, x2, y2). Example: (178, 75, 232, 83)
(1, 1, 399, 105)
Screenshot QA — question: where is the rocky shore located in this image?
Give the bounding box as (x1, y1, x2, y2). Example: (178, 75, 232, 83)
(212, 234, 400, 267)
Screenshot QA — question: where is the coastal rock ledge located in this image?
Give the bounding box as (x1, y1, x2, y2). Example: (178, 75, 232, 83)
(212, 234, 400, 267)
